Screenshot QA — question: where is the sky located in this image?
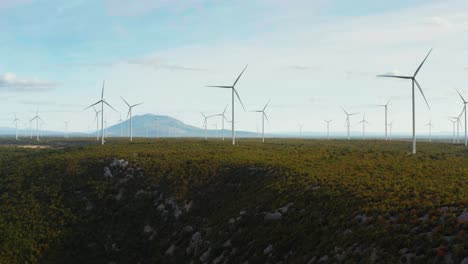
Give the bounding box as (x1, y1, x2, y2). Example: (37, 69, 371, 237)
(1, 0, 468, 135)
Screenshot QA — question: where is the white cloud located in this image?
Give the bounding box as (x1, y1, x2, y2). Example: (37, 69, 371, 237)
(0, 73, 57, 92)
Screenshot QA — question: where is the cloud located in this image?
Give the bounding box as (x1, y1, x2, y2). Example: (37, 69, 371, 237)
(125, 57, 206, 72)
(0, 0, 31, 9)
(428, 16, 453, 29)
(0, 73, 58, 92)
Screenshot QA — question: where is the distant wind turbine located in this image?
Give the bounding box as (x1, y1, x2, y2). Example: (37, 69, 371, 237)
(449, 118, 457, 144)
(298, 124, 303, 139)
(155, 116, 159, 139)
(455, 89, 467, 146)
(251, 99, 271, 143)
(388, 121, 394, 141)
(324, 120, 332, 140)
(64, 121, 69, 138)
(377, 99, 391, 141)
(207, 65, 248, 145)
(377, 49, 432, 154)
(118, 114, 123, 137)
(13, 113, 20, 140)
(213, 105, 229, 141)
(201, 113, 215, 140)
(121, 97, 143, 142)
(426, 120, 433, 142)
(30, 106, 42, 141)
(357, 113, 369, 138)
(341, 106, 359, 140)
(85, 81, 117, 145)
(91, 106, 101, 141)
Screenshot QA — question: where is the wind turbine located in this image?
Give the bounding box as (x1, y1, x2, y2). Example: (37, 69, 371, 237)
(451, 108, 464, 144)
(341, 107, 359, 140)
(13, 113, 20, 140)
(455, 89, 467, 146)
(324, 120, 332, 140)
(377, 49, 432, 154)
(377, 99, 391, 141)
(64, 121, 69, 138)
(121, 97, 143, 142)
(155, 116, 159, 139)
(30, 106, 42, 141)
(388, 121, 394, 141)
(251, 99, 271, 143)
(213, 105, 229, 141)
(206, 65, 248, 145)
(449, 118, 457, 144)
(426, 120, 433, 142)
(91, 106, 101, 141)
(85, 81, 117, 145)
(298, 124, 303, 139)
(357, 113, 369, 138)
(201, 113, 215, 140)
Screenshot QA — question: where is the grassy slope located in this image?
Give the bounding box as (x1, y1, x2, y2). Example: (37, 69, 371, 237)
(0, 139, 467, 263)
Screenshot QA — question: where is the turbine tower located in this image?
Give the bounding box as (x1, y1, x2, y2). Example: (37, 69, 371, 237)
(377, 49, 432, 154)
(85, 80, 117, 145)
(252, 99, 271, 143)
(357, 113, 369, 138)
(455, 89, 467, 146)
(207, 65, 248, 145)
(30, 106, 42, 141)
(298, 124, 303, 139)
(449, 118, 456, 144)
(377, 99, 391, 141)
(201, 113, 215, 140)
(324, 120, 332, 140)
(388, 121, 394, 141)
(64, 121, 69, 138)
(13, 113, 20, 140)
(214, 105, 229, 141)
(121, 97, 143, 142)
(341, 107, 358, 140)
(426, 120, 433, 142)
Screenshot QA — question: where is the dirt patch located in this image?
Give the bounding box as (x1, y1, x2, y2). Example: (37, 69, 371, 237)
(0, 144, 50, 149)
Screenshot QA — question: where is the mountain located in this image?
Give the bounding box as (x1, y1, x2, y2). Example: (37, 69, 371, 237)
(106, 114, 257, 138)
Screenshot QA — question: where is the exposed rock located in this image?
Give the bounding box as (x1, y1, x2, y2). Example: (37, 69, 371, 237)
(457, 210, 468, 224)
(165, 244, 175, 255)
(228, 218, 236, 224)
(222, 239, 232, 248)
(115, 188, 124, 201)
(103, 167, 113, 178)
(143, 225, 154, 234)
(200, 247, 211, 263)
(460, 257, 468, 264)
(183, 225, 194, 233)
(263, 244, 273, 255)
(264, 211, 282, 221)
(278, 203, 294, 214)
(318, 255, 329, 263)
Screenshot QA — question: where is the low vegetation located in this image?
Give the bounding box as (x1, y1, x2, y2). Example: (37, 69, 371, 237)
(0, 139, 467, 263)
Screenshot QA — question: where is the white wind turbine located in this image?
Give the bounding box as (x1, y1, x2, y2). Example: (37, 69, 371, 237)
(121, 97, 143, 142)
(85, 81, 117, 145)
(298, 124, 303, 139)
(30, 106, 43, 141)
(207, 65, 248, 145)
(426, 120, 433, 142)
(213, 105, 229, 141)
(251, 99, 271, 143)
(201, 113, 215, 140)
(448, 118, 457, 144)
(377, 49, 432, 154)
(388, 121, 394, 141)
(13, 113, 20, 140)
(341, 106, 359, 140)
(451, 114, 462, 144)
(64, 121, 69, 138)
(357, 113, 369, 138)
(455, 89, 467, 146)
(324, 120, 332, 140)
(91, 106, 101, 141)
(377, 99, 391, 141)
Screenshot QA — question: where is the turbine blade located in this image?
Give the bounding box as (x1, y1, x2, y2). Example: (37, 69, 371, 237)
(234, 88, 246, 111)
(414, 49, 433, 77)
(414, 79, 430, 109)
(132, 102, 144, 107)
(386, 98, 391, 106)
(263, 99, 271, 111)
(121, 96, 130, 107)
(340, 106, 348, 115)
(455, 89, 467, 103)
(222, 104, 228, 114)
(233, 65, 248, 87)
(377, 74, 412, 79)
(104, 100, 118, 112)
(264, 112, 270, 122)
(84, 100, 102, 110)
(206, 85, 232, 89)
(101, 80, 106, 99)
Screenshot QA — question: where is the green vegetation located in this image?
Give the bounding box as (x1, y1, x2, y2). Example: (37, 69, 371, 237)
(0, 139, 467, 263)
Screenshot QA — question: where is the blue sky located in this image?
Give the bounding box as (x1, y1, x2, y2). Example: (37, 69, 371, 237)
(1, 0, 467, 135)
